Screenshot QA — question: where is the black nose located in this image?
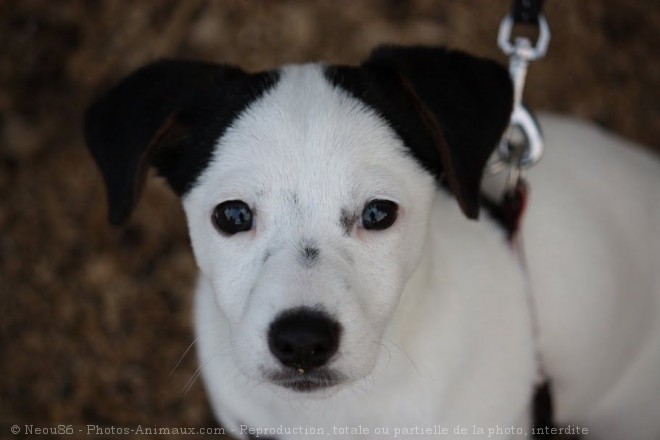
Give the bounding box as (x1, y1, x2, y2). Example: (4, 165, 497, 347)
(268, 308, 341, 371)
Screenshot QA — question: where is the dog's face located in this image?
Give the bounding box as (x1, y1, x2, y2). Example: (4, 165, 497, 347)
(84, 47, 513, 393)
(183, 65, 437, 389)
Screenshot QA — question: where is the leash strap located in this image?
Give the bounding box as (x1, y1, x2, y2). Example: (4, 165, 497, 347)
(499, 181, 557, 438)
(499, 179, 528, 242)
(493, 179, 563, 439)
(512, 0, 545, 25)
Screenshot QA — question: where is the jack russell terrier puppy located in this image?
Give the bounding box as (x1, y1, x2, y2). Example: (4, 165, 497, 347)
(84, 46, 660, 439)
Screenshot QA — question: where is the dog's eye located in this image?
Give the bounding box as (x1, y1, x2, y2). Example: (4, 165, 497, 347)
(212, 200, 253, 234)
(361, 200, 398, 230)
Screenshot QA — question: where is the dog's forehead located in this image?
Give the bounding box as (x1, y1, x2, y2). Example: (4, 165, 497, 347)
(194, 64, 416, 200)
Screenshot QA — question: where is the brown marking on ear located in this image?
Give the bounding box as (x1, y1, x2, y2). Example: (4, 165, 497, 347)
(396, 73, 478, 219)
(126, 113, 187, 224)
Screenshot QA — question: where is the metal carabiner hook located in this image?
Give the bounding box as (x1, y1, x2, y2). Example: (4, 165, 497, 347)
(487, 11, 550, 185)
(497, 14, 550, 61)
(499, 106, 544, 169)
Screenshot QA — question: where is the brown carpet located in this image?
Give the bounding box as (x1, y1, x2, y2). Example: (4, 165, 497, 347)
(1, 1, 658, 439)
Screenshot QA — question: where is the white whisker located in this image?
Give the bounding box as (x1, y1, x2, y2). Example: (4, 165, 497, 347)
(383, 337, 422, 377)
(170, 338, 197, 376)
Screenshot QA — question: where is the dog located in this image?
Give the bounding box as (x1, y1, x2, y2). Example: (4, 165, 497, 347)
(84, 46, 660, 439)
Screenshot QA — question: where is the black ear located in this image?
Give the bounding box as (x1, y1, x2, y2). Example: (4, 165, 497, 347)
(363, 46, 513, 219)
(84, 60, 277, 225)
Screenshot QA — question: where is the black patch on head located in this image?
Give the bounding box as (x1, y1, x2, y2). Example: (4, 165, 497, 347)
(299, 240, 320, 268)
(339, 208, 358, 235)
(84, 60, 279, 224)
(325, 46, 513, 220)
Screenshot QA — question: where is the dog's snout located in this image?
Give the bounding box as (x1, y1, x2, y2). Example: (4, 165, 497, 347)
(268, 308, 341, 371)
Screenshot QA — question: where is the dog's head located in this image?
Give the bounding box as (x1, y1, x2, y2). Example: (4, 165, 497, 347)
(84, 46, 512, 393)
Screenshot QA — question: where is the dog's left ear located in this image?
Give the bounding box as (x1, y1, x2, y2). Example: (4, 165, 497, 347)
(362, 46, 513, 219)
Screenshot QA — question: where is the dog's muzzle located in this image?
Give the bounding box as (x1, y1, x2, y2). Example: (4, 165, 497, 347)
(267, 307, 342, 391)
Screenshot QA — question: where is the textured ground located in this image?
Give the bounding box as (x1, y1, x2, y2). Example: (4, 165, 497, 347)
(1, 1, 658, 439)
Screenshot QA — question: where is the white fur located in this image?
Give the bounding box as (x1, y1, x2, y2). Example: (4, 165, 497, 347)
(182, 65, 660, 439)
(522, 115, 660, 439)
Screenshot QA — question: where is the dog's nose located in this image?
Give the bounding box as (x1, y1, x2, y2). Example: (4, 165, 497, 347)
(268, 308, 341, 370)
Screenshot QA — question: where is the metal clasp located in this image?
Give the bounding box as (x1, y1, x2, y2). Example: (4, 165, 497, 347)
(489, 14, 550, 191)
(496, 106, 544, 189)
(498, 14, 550, 61)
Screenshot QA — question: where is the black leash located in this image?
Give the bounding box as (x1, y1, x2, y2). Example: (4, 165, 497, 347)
(512, 0, 545, 25)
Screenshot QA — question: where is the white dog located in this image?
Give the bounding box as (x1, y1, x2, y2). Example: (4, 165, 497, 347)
(84, 46, 660, 439)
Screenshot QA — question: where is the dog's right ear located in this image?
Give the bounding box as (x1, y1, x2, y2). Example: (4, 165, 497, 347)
(84, 60, 275, 225)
